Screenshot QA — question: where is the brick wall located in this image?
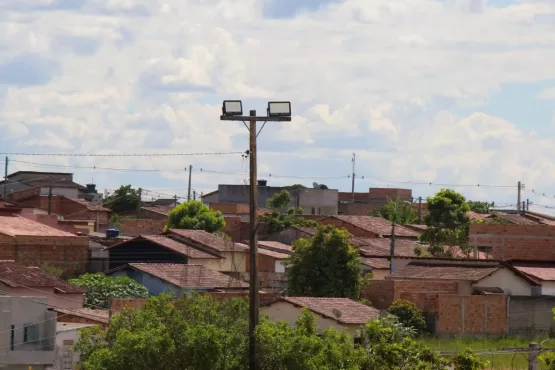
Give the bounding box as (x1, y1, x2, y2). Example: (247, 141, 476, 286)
(210, 203, 250, 214)
(57, 312, 108, 326)
(137, 208, 168, 220)
(338, 203, 378, 215)
(119, 219, 166, 235)
(368, 188, 412, 201)
(436, 295, 507, 336)
(469, 223, 555, 260)
(363, 280, 458, 310)
(223, 216, 242, 241)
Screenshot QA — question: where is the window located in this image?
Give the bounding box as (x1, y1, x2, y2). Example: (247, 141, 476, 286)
(311, 207, 316, 215)
(23, 324, 38, 344)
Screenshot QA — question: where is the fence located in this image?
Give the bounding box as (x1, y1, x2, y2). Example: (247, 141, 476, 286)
(508, 296, 555, 337)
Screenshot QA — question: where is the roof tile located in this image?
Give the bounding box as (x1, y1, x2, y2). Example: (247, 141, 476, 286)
(362, 258, 390, 270)
(54, 308, 110, 324)
(128, 263, 248, 289)
(257, 241, 293, 254)
(106, 235, 219, 259)
(168, 229, 247, 253)
(354, 238, 427, 258)
(279, 297, 381, 324)
(513, 264, 555, 281)
(0, 261, 83, 293)
(0, 215, 78, 237)
(387, 261, 500, 282)
(330, 216, 421, 237)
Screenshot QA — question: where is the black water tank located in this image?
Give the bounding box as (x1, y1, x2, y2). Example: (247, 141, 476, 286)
(258, 179, 267, 187)
(86, 184, 97, 192)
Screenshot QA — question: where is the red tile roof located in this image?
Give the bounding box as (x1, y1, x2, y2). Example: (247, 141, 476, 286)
(257, 241, 293, 254)
(0, 261, 84, 293)
(141, 205, 174, 216)
(491, 212, 540, 225)
(276, 297, 381, 325)
(256, 248, 289, 260)
(354, 238, 427, 258)
(329, 216, 421, 237)
(466, 211, 493, 220)
(54, 308, 110, 324)
(106, 235, 219, 259)
(362, 258, 390, 270)
(387, 261, 501, 282)
(290, 226, 317, 236)
(0, 215, 77, 237)
(127, 263, 248, 289)
(513, 264, 555, 281)
(168, 229, 248, 253)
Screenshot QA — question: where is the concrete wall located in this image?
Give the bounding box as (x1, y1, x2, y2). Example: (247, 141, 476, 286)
(298, 188, 338, 215)
(469, 224, 555, 261)
(541, 281, 555, 295)
(261, 301, 361, 337)
(508, 296, 555, 337)
(39, 187, 78, 198)
(476, 268, 532, 296)
(6, 286, 84, 310)
(0, 296, 56, 366)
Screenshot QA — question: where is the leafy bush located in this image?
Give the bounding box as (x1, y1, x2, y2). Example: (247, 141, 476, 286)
(166, 200, 225, 233)
(452, 348, 489, 369)
(69, 273, 149, 308)
(387, 299, 427, 334)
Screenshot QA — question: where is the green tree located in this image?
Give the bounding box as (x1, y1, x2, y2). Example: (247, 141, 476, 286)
(103, 185, 140, 214)
(285, 226, 364, 298)
(370, 197, 418, 225)
(467, 201, 495, 214)
(359, 315, 449, 370)
(69, 273, 149, 309)
(166, 200, 225, 233)
(387, 299, 427, 335)
(420, 189, 470, 257)
(260, 190, 317, 234)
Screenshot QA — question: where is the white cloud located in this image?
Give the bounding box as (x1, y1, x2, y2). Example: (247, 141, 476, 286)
(0, 0, 555, 206)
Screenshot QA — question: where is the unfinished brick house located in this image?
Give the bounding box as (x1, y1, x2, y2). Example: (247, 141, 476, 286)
(0, 211, 89, 275)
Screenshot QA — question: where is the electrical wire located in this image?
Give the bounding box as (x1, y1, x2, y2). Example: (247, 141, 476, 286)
(9, 159, 522, 188)
(0, 151, 244, 157)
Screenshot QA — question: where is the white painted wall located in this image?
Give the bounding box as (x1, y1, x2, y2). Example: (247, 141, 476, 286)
(275, 261, 285, 273)
(475, 268, 532, 296)
(540, 281, 555, 295)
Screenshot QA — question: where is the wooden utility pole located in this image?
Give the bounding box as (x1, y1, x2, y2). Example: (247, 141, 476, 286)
(193, 190, 196, 200)
(517, 181, 523, 212)
(3, 156, 8, 198)
(528, 342, 539, 370)
(527, 198, 530, 211)
(351, 153, 356, 203)
(417, 196, 422, 224)
(48, 177, 53, 215)
(187, 165, 193, 202)
(220, 101, 291, 370)
(137, 188, 142, 216)
(389, 221, 396, 273)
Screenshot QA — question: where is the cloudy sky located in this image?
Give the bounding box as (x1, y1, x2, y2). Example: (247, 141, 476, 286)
(0, 0, 554, 212)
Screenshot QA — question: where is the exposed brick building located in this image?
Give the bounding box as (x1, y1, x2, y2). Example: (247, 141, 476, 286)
(319, 215, 421, 239)
(0, 212, 89, 275)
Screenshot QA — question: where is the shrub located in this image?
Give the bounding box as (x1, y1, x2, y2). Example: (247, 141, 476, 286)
(452, 348, 489, 369)
(387, 299, 427, 334)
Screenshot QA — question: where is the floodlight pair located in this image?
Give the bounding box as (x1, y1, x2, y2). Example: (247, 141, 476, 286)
(222, 100, 291, 117)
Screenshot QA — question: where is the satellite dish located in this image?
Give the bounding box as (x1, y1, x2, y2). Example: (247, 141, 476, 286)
(313, 182, 319, 189)
(332, 309, 342, 319)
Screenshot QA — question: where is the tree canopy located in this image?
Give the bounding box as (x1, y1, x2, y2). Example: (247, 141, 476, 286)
(370, 197, 418, 225)
(166, 200, 225, 233)
(75, 293, 467, 370)
(260, 190, 317, 234)
(69, 273, 149, 309)
(467, 201, 495, 214)
(285, 225, 365, 298)
(420, 189, 471, 257)
(103, 185, 140, 214)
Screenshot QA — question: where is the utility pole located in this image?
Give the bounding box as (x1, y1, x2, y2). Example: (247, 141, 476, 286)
(351, 153, 356, 203)
(3, 156, 8, 198)
(187, 165, 193, 202)
(137, 188, 142, 216)
(193, 190, 196, 201)
(517, 181, 523, 212)
(390, 221, 396, 273)
(418, 196, 422, 225)
(220, 100, 291, 370)
(174, 194, 178, 206)
(522, 201, 526, 213)
(48, 177, 53, 215)
(528, 342, 538, 370)
(527, 198, 530, 211)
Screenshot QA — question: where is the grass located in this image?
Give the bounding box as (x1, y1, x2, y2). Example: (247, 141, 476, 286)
(422, 337, 555, 369)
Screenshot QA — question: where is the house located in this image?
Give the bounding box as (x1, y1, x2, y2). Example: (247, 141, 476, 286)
(55, 322, 96, 369)
(0, 296, 57, 368)
(0, 261, 85, 309)
(386, 259, 539, 296)
(319, 215, 421, 239)
(5, 188, 111, 231)
(105, 234, 221, 271)
(261, 297, 381, 337)
(511, 261, 555, 295)
(338, 187, 413, 215)
(53, 308, 109, 326)
(165, 229, 249, 273)
(202, 183, 339, 215)
(263, 226, 316, 245)
(106, 263, 249, 296)
(362, 258, 391, 279)
(138, 205, 174, 220)
(0, 213, 89, 275)
(0, 171, 89, 199)
(241, 242, 290, 291)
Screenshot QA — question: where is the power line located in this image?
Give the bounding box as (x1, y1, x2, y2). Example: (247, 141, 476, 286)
(0, 151, 245, 157)
(9, 159, 521, 188)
